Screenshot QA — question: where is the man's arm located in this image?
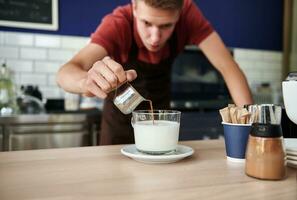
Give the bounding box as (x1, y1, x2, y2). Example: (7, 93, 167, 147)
(56, 43, 137, 99)
(198, 32, 253, 107)
(56, 43, 107, 96)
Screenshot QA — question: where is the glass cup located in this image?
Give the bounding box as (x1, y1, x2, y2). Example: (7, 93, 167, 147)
(131, 110, 181, 155)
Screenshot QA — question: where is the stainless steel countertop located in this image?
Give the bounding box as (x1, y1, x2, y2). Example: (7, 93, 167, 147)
(0, 111, 102, 151)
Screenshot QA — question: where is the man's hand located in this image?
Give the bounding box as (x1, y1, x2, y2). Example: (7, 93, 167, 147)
(81, 56, 137, 99)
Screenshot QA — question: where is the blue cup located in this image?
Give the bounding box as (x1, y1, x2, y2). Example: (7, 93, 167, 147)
(222, 122, 252, 162)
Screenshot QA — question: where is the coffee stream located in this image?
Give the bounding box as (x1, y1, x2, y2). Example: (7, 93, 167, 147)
(113, 81, 155, 124)
(143, 99, 155, 124)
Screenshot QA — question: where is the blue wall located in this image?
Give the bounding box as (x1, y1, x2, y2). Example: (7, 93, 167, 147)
(0, 0, 283, 51)
(196, 0, 283, 51)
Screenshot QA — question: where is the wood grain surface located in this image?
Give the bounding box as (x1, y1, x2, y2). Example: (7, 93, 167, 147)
(0, 140, 296, 200)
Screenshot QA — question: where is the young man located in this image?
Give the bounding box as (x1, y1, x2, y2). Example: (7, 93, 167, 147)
(56, 0, 253, 145)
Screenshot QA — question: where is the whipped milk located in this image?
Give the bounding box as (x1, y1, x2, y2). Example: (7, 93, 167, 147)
(133, 120, 180, 154)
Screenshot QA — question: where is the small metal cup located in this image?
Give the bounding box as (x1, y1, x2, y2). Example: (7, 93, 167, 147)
(113, 82, 145, 114)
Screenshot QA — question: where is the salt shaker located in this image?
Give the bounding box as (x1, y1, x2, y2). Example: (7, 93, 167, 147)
(113, 82, 145, 114)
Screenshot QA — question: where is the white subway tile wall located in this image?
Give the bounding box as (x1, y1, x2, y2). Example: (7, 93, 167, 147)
(0, 31, 89, 99)
(0, 31, 283, 102)
(0, 32, 4, 44)
(61, 36, 91, 49)
(7, 60, 33, 72)
(5, 32, 34, 46)
(20, 73, 47, 86)
(0, 46, 19, 58)
(35, 34, 61, 48)
(34, 61, 61, 73)
(234, 48, 283, 104)
(234, 48, 283, 87)
(48, 74, 58, 86)
(20, 47, 47, 60)
(48, 49, 75, 61)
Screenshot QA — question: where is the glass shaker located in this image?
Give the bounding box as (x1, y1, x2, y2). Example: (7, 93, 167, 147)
(113, 82, 145, 114)
(245, 104, 286, 180)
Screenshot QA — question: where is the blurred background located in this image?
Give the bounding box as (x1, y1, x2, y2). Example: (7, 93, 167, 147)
(0, 0, 296, 151)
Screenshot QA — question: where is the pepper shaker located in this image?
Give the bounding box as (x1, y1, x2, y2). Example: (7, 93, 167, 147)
(245, 104, 286, 180)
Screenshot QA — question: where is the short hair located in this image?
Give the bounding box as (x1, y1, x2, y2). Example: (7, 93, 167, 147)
(135, 0, 184, 10)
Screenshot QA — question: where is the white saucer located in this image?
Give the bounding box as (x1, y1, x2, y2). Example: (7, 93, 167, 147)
(287, 150, 297, 156)
(284, 138, 297, 152)
(121, 145, 194, 164)
(287, 159, 297, 169)
(287, 155, 297, 161)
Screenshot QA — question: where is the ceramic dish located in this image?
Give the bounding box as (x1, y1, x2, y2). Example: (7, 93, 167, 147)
(287, 159, 297, 169)
(287, 155, 297, 161)
(284, 138, 297, 152)
(287, 150, 297, 156)
(121, 144, 194, 164)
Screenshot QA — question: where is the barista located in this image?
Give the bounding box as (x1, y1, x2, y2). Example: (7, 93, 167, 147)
(56, 0, 253, 145)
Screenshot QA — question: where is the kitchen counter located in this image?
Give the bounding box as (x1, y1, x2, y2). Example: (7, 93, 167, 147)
(0, 110, 101, 151)
(0, 139, 296, 200)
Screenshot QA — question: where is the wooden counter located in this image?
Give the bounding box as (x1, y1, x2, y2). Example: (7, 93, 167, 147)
(0, 140, 296, 200)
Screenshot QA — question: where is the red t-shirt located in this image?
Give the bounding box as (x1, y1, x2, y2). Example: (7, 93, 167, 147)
(91, 0, 214, 64)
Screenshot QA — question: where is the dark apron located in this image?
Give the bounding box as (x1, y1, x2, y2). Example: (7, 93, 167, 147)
(100, 28, 178, 145)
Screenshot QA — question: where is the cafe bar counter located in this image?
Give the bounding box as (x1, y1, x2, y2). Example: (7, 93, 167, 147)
(0, 140, 296, 199)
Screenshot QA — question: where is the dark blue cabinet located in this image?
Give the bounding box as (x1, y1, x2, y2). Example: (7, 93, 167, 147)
(179, 111, 223, 141)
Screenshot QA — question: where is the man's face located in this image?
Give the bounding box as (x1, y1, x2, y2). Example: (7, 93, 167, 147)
(132, 0, 180, 52)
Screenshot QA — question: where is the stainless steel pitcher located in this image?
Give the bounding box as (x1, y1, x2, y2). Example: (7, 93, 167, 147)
(113, 82, 145, 114)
